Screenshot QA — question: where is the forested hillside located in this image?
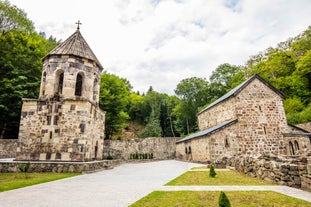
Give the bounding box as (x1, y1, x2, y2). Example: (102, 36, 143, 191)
(0, 1, 310, 139)
(0, 1, 58, 138)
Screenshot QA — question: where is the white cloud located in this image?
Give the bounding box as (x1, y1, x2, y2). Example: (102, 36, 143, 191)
(8, 0, 311, 94)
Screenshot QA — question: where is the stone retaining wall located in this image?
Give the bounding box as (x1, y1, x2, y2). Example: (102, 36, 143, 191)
(0, 159, 123, 173)
(103, 137, 177, 160)
(225, 153, 311, 191)
(0, 139, 17, 158)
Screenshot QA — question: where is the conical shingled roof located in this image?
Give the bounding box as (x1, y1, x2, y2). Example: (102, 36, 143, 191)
(44, 29, 103, 70)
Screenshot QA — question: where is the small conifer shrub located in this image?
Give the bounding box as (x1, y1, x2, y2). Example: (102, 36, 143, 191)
(209, 165, 217, 178)
(218, 191, 231, 207)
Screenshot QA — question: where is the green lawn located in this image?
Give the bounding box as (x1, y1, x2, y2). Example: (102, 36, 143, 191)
(166, 170, 273, 186)
(130, 169, 309, 206)
(129, 191, 311, 207)
(0, 173, 80, 192)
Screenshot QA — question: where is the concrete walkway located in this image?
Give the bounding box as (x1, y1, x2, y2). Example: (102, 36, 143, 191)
(0, 160, 310, 206)
(0, 160, 202, 207)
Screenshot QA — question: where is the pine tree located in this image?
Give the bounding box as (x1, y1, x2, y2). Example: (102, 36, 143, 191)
(209, 165, 217, 178)
(218, 191, 231, 207)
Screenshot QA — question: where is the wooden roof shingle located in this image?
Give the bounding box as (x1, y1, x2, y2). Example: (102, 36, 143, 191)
(43, 29, 103, 70)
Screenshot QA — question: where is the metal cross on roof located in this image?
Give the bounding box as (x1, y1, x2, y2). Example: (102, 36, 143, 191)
(76, 20, 82, 30)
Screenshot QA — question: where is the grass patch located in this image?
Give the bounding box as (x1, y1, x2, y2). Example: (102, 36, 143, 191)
(129, 191, 311, 207)
(0, 173, 80, 192)
(191, 166, 209, 170)
(166, 170, 273, 186)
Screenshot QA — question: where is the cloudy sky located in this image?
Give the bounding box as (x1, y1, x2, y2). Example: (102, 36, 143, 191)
(8, 0, 311, 94)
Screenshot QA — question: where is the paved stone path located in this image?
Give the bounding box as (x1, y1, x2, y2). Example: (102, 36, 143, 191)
(0, 160, 310, 206)
(0, 160, 202, 207)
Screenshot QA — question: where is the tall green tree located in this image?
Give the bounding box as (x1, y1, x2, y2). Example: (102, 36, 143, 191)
(0, 32, 53, 138)
(99, 73, 132, 139)
(209, 63, 245, 100)
(174, 77, 210, 135)
(0, 0, 34, 34)
(140, 110, 162, 138)
(246, 26, 311, 124)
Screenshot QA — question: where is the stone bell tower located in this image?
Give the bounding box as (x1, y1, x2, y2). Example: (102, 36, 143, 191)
(16, 25, 105, 161)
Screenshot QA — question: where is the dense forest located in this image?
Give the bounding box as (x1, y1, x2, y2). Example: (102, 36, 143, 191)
(0, 1, 310, 139)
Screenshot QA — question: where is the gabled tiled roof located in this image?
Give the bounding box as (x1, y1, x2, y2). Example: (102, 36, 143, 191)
(198, 74, 285, 115)
(43, 29, 103, 70)
(287, 123, 311, 133)
(176, 119, 238, 143)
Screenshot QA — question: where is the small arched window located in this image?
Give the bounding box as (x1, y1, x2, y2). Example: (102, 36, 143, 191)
(289, 141, 295, 155)
(294, 140, 299, 151)
(185, 147, 188, 154)
(55, 152, 61, 160)
(93, 78, 98, 100)
(75, 73, 83, 96)
(46, 152, 51, 160)
(56, 71, 64, 95)
(43, 71, 47, 82)
(188, 146, 191, 154)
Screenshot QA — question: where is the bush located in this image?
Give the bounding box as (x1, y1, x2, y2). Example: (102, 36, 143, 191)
(106, 155, 113, 160)
(16, 162, 30, 178)
(209, 165, 216, 178)
(218, 191, 231, 207)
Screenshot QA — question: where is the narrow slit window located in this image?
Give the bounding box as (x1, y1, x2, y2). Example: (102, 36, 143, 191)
(58, 72, 64, 94)
(75, 73, 83, 96)
(93, 78, 98, 101)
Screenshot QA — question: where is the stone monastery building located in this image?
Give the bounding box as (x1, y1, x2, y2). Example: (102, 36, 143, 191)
(176, 74, 311, 163)
(16, 28, 105, 161)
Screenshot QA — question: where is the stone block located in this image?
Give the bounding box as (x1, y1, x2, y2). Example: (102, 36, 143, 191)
(289, 164, 298, 171)
(39, 153, 46, 160)
(61, 152, 71, 161)
(294, 176, 301, 185)
(264, 162, 271, 169)
(289, 171, 299, 176)
(307, 164, 311, 175)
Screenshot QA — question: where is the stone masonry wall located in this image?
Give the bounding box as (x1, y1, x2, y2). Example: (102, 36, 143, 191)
(198, 97, 236, 131)
(41, 54, 101, 103)
(226, 153, 311, 191)
(103, 137, 176, 161)
(176, 123, 240, 163)
(234, 79, 287, 155)
(0, 139, 17, 158)
(0, 160, 123, 173)
(17, 99, 105, 161)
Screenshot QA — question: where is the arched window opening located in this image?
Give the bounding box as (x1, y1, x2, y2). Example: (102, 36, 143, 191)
(43, 72, 47, 82)
(56, 72, 64, 95)
(188, 146, 191, 154)
(46, 152, 51, 160)
(75, 73, 83, 96)
(41, 71, 47, 96)
(56, 152, 61, 160)
(185, 147, 188, 154)
(289, 141, 295, 155)
(294, 140, 299, 151)
(93, 78, 98, 101)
